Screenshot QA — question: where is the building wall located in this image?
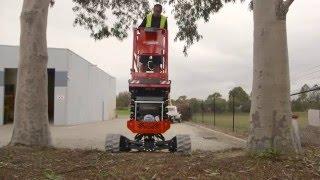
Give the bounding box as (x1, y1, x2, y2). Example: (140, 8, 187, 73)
(0, 45, 70, 125)
(65, 51, 116, 125)
(106, 76, 116, 120)
(0, 45, 116, 125)
(0, 46, 19, 125)
(0, 45, 68, 69)
(0, 46, 20, 125)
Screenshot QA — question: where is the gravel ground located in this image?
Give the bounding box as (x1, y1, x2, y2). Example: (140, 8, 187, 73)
(0, 119, 245, 151)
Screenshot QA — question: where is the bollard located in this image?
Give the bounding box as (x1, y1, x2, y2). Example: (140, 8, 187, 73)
(291, 114, 302, 153)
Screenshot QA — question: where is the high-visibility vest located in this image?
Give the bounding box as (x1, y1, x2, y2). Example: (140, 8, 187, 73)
(146, 13, 167, 28)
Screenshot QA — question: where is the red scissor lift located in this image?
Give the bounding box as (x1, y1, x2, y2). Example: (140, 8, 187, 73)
(105, 28, 191, 153)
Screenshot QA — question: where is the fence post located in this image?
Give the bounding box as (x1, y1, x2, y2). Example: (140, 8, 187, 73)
(213, 97, 216, 127)
(232, 94, 235, 132)
(201, 102, 204, 123)
(190, 105, 193, 122)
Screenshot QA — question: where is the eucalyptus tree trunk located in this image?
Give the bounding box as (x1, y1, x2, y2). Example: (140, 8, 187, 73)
(10, 0, 52, 146)
(248, 0, 298, 153)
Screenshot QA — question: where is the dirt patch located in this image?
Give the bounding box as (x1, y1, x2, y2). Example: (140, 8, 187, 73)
(1, 145, 320, 179)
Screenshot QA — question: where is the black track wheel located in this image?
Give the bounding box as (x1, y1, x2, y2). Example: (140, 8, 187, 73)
(105, 134, 121, 152)
(105, 134, 131, 152)
(173, 135, 191, 155)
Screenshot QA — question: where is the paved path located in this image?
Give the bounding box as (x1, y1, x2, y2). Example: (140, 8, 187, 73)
(0, 119, 245, 151)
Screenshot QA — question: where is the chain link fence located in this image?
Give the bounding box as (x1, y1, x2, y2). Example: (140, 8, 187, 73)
(187, 95, 250, 135)
(185, 87, 320, 136)
(291, 86, 320, 129)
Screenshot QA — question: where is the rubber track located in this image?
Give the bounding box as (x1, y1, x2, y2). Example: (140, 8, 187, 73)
(105, 134, 121, 152)
(176, 134, 191, 154)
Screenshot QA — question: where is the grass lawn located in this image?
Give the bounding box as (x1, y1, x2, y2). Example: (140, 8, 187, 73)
(116, 109, 309, 135)
(116, 109, 130, 118)
(192, 111, 308, 134)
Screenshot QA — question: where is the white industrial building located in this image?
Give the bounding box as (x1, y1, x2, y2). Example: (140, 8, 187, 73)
(0, 45, 116, 125)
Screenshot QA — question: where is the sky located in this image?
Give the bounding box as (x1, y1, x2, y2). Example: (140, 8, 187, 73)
(1, 0, 319, 100)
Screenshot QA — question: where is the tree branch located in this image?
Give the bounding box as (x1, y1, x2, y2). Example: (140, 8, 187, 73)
(283, 0, 295, 9)
(277, 0, 295, 20)
(49, 0, 55, 7)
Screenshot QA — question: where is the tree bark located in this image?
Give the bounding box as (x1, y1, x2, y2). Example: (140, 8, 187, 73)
(248, 0, 298, 153)
(10, 0, 52, 146)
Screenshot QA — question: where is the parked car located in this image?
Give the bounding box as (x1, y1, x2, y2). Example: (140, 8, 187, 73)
(166, 105, 182, 123)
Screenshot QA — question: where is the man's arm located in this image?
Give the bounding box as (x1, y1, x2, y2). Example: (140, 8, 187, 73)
(139, 17, 147, 28)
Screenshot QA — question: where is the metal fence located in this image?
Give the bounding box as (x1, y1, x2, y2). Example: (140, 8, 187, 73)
(189, 87, 320, 135)
(190, 95, 250, 134)
(290, 87, 320, 129)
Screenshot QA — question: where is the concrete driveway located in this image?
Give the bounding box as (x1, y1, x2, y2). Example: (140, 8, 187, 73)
(0, 119, 245, 151)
